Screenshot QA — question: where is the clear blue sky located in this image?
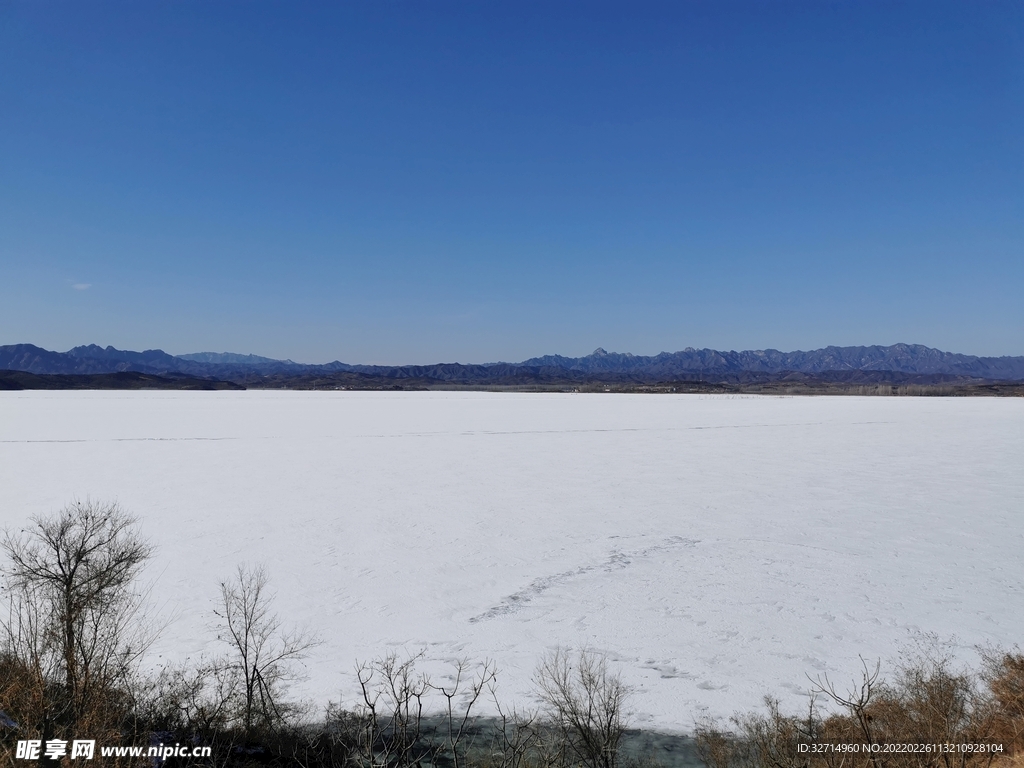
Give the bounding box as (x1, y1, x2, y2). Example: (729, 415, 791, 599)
(1, 1, 1021, 364)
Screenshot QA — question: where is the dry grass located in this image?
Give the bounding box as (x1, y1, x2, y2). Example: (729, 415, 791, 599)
(696, 649, 1024, 768)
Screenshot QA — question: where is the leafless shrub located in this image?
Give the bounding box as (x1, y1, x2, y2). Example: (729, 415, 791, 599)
(487, 694, 542, 768)
(701, 647, 1021, 768)
(982, 651, 1024, 756)
(696, 694, 823, 768)
(142, 656, 238, 738)
(352, 651, 432, 768)
(534, 647, 632, 768)
(433, 657, 497, 768)
(695, 714, 744, 768)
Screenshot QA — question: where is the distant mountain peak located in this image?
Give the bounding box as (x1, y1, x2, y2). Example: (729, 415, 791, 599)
(67, 344, 109, 355)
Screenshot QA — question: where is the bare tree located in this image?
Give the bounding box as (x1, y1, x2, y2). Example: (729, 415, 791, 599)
(349, 652, 498, 768)
(534, 648, 632, 768)
(432, 658, 497, 768)
(812, 659, 885, 768)
(0, 500, 153, 731)
(353, 651, 431, 768)
(215, 563, 319, 735)
(489, 692, 541, 768)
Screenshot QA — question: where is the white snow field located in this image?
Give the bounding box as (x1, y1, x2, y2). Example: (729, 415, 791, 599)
(1, 391, 1022, 730)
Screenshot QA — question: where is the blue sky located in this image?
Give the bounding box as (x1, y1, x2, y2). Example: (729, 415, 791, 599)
(1, 1, 1021, 363)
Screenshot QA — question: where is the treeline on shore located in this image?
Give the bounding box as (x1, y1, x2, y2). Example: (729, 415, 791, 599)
(0, 502, 1022, 768)
(4, 367, 1024, 396)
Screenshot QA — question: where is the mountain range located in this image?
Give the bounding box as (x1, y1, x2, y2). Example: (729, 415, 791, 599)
(2, 342, 1023, 384)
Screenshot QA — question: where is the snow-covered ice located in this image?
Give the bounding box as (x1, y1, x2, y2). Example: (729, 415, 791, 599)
(1, 391, 1022, 730)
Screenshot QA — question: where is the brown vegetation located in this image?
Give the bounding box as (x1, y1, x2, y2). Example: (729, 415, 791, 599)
(696, 649, 1024, 768)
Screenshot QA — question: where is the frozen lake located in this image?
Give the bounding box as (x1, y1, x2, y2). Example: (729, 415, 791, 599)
(1, 391, 1022, 730)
